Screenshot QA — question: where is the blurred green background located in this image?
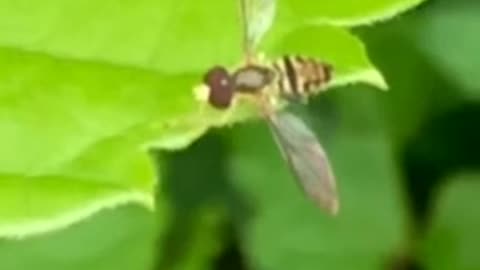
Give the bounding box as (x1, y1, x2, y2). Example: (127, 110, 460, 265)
(0, 0, 479, 270)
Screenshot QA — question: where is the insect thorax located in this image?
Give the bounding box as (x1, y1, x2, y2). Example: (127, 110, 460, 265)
(231, 56, 332, 99)
(232, 65, 276, 93)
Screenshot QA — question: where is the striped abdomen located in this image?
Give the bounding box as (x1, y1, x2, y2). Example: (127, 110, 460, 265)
(272, 56, 332, 98)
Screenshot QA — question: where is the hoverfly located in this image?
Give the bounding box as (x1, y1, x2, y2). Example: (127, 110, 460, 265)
(200, 0, 339, 215)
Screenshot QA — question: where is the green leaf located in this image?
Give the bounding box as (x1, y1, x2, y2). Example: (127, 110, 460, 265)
(361, 18, 464, 146)
(0, 1, 389, 237)
(0, 0, 241, 73)
(0, 48, 198, 237)
(278, 0, 427, 27)
(0, 0, 423, 73)
(410, 2, 480, 100)
(0, 174, 150, 237)
(228, 120, 406, 269)
(0, 206, 157, 270)
(420, 174, 480, 270)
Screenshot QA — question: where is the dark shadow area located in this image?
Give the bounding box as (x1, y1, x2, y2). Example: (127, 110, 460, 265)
(213, 223, 248, 270)
(386, 253, 423, 270)
(152, 130, 253, 270)
(388, 101, 480, 270)
(402, 101, 480, 231)
(306, 91, 341, 140)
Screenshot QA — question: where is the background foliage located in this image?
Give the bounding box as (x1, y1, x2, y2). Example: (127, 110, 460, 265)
(0, 0, 479, 269)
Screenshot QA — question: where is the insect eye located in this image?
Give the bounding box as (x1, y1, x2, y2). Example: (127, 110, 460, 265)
(203, 66, 234, 109)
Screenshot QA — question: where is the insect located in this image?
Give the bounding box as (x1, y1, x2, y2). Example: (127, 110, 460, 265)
(202, 0, 339, 215)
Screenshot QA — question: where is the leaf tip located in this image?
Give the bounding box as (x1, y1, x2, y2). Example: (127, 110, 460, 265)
(330, 68, 388, 90)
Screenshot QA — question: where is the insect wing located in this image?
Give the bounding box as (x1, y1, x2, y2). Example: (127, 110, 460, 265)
(267, 112, 339, 215)
(239, 0, 276, 60)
